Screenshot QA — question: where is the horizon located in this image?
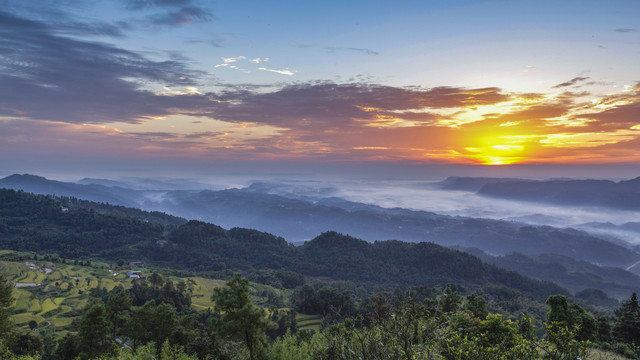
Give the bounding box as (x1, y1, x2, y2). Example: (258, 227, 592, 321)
(1, 1, 639, 177)
(2, 162, 640, 184)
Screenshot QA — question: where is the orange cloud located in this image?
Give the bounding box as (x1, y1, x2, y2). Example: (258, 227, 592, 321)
(3, 80, 640, 166)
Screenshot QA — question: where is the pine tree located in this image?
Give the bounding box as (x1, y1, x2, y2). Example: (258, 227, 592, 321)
(613, 292, 640, 345)
(78, 301, 111, 359)
(212, 274, 275, 360)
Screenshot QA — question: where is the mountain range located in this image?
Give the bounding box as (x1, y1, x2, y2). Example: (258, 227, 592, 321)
(2, 173, 640, 300)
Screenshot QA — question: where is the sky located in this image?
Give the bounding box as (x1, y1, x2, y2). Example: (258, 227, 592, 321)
(1, 0, 639, 180)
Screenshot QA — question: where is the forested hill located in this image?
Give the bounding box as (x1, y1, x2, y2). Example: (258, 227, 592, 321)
(0, 188, 565, 300)
(440, 175, 640, 211)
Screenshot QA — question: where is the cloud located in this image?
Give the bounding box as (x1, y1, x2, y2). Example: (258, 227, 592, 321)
(579, 90, 640, 131)
(615, 28, 637, 33)
(213, 56, 296, 76)
(187, 83, 511, 141)
(3, 6, 639, 165)
(124, 0, 214, 27)
(186, 37, 228, 47)
(222, 56, 246, 63)
(126, 0, 193, 10)
(325, 47, 380, 56)
(1, 4, 130, 38)
(522, 65, 535, 73)
(257, 67, 297, 76)
(182, 131, 229, 139)
(52, 20, 129, 38)
(0, 10, 209, 124)
(552, 77, 590, 89)
(150, 6, 213, 26)
(213, 56, 250, 71)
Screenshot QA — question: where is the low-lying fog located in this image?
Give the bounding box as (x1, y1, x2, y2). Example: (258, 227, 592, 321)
(217, 177, 640, 245)
(76, 174, 640, 245)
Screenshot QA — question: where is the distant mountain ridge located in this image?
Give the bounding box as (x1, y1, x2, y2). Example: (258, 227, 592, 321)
(2, 173, 640, 271)
(77, 176, 216, 191)
(439, 175, 640, 211)
(0, 174, 140, 206)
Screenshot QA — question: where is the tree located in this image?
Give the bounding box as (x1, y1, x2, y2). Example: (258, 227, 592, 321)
(613, 292, 640, 346)
(0, 274, 14, 341)
(9, 332, 43, 357)
(78, 301, 112, 359)
(440, 285, 462, 314)
(546, 295, 597, 342)
(465, 293, 487, 319)
(546, 295, 571, 325)
(125, 300, 177, 354)
(106, 290, 132, 338)
(148, 273, 164, 288)
(212, 274, 275, 360)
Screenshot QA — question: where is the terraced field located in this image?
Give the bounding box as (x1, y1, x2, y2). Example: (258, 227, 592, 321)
(1, 251, 315, 335)
(296, 313, 322, 332)
(0, 252, 223, 332)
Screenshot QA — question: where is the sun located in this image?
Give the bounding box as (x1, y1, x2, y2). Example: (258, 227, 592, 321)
(465, 142, 527, 165)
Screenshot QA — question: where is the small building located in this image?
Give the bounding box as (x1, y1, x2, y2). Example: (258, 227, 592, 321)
(129, 261, 146, 267)
(126, 271, 144, 279)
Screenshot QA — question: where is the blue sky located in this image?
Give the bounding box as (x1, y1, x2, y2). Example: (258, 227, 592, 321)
(1, 0, 639, 179)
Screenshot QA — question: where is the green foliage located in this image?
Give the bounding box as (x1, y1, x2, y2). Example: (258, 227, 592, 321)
(544, 322, 590, 360)
(546, 294, 598, 342)
(0, 343, 40, 360)
(0, 189, 165, 260)
(78, 301, 112, 359)
(612, 292, 640, 346)
(291, 284, 355, 320)
(125, 301, 177, 354)
(212, 274, 276, 360)
(439, 284, 463, 314)
(465, 293, 488, 319)
(106, 290, 132, 338)
(0, 273, 14, 340)
(95, 341, 198, 360)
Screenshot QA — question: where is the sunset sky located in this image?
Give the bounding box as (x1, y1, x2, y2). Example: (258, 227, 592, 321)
(1, 0, 639, 179)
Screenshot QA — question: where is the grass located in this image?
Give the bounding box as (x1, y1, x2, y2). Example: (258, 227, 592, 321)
(188, 276, 226, 310)
(296, 313, 322, 332)
(54, 297, 65, 305)
(12, 313, 45, 326)
(28, 299, 41, 313)
(39, 298, 58, 315)
(586, 348, 629, 359)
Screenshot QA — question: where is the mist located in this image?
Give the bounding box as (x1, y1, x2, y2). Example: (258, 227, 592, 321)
(119, 174, 640, 245)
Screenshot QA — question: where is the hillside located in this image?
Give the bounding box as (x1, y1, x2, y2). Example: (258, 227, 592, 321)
(466, 250, 640, 299)
(3, 174, 639, 271)
(0, 188, 566, 301)
(0, 174, 141, 207)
